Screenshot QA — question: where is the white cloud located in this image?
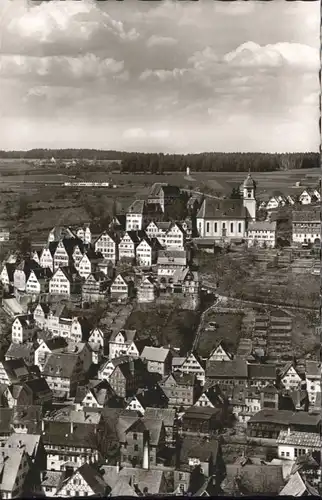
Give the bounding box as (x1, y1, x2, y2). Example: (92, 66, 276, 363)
(123, 128, 147, 139)
(224, 42, 319, 70)
(146, 35, 177, 48)
(139, 68, 188, 82)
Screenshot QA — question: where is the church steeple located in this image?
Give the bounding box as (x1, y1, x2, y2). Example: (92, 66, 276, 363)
(242, 172, 256, 220)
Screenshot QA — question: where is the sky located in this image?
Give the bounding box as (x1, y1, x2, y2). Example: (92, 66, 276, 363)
(0, 0, 320, 153)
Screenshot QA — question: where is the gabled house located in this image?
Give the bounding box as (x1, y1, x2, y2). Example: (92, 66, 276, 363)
(125, 386, 168, 415)
(48, 226, 76, 243)
(248, 364, 277, 388)
(42, 353, 85, 398)
(0, 445, 31, 498)
(157, 250, 187, 277)
(140, 346, 172, 376)
(0, 359, 30, 386)
(205, 358, 248, 389)
(94, 231, 118, 264)
(33, 302, 50, 328)
(279, 470, 320, 496)
(98, 356, 130, 382)
(137, 276, 157, 303)
(109, 359, 149, 398)
(55, 463, 109, 497)
(180, 406, 224, 435)
(5, 342, 35, 366)
(299, 188, 319, 205)
(76, 224, 92, 245)
(110, 274, 134, 299)
(159, 372, 200, 409)
(247, 221, 277, 249)
(145, 221, 171, 247)
(53, 240, 71, 271)
(82, 271, 110, 303)
(266, 194, 287, 211)
(109, 329, 139, 359)
(147, 183, 181, 214)
(117, 414, 166, 468)
(78, 250, 103, 279)
(208, 341, 233, 362)
(305, 361, 321, 405)
(25, 268, 52, 295)
(135, 237, 160, 268)
(165, 222, 186, 250)
(126, 200, 145, 231)
(34, 338, 69, 372)
(176, 352, 206, 385)
(13, 259, 40, 292)
(5, 383, 34, 408)
(119, 231, 145, 262)
(72, 244, 85, 270)
(0, 262, 15, 289)
(194, 384, 226, 409)
(292, 209, 320, 245)
(279, 362, 302, 391)
(49, 266, 82, 297)
(39, 243, 57, 273)
(11, 314, 35, 344)
(277, 430, 321, 461)
(74, 380, 120, 411)
(171, 267, 199, 296)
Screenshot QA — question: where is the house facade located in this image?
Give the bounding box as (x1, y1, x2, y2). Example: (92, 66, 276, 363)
(247, 221, 277, 248)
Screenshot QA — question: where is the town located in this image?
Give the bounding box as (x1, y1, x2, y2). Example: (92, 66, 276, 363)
(0, 170, 320, 498)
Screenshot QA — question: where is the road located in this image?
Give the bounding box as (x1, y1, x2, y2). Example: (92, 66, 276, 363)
(192, 295, 221, 351)
(201, 282, 318, 312)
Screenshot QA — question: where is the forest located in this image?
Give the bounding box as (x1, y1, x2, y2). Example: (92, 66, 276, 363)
(0, 150, 318, 173)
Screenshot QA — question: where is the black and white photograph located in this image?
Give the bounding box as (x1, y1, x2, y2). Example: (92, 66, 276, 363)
(0, 0, 320, 497)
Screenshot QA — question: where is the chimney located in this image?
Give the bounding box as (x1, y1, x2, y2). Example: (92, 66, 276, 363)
(142, 430, 150, 470)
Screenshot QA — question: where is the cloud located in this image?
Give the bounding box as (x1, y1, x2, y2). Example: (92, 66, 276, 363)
(146, 35, 178, 48)
(0, 53, 125, 85)
(223, 42, 319, 70)
(0, 0, 139, 57)
(122, 128, 170, 140)
(139, 68, 188, 83)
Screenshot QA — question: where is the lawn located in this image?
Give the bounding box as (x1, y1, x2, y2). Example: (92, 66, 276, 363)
(124, 305, 200, 354)
(197, 311, 244, 358)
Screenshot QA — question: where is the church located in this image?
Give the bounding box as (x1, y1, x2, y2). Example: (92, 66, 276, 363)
(196, 173, 256, 241)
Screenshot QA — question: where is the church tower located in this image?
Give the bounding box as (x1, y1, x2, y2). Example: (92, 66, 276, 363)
(242, 172, 256, 220)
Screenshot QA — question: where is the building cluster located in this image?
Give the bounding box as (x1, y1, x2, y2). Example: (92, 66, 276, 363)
(259, 185, 320, 212)
(0, 320, 320, 498)
(0, 177, 320, 497)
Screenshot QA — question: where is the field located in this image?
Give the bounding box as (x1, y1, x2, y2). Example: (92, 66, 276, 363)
(197, 312, 244, 358)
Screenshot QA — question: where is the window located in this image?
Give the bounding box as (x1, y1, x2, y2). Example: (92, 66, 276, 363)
(206, 222, 210, 233)
(134, 444, 139, 452)
(238, 223, 242, 233)
(214, 222, 217, 233)
(230, 222, 234, 233)
(133, 433, 137, 440)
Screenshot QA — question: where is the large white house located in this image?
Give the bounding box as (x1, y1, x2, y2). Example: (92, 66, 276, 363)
(247, 221, 277, 248)
(196, 173, 256, 240)
(292, 209, 320, 245)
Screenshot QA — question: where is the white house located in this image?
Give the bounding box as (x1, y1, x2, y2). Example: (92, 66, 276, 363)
(55, 464, 107, 497)
(109, 329, 139, 359)
(145, 221, 171, 247)
(277, 430, 321, 461)
(78, 254, 92, 279)
(165, 223, 186, 250)
(49, 267, 79, 297)
(94, 231, 118, 264)
(157, 250, 187, 278)
(208, 342, 233, 362)
(11, 315, 34, 344)
(33, 303, 50, 329)
(0, 263, 15, 288)
(176, 352, 205, 385)
(265, 194, 287, 211)
(136, 238, 156, 267)
(98, 357, 129, 381)
(110, 274, 131, 299)
(126, 200, 145, 231)
(305, 361, 321, 405)
(125, 395, 146, 415)
(76, 224, 92, 245)
(119, 231, 143, 261)
(247, 221, 277, 248)
(53, 241, 71, 271)
(280, 363, 302, 391)
(299, 188, 320, 205)
(140, 346, 171, 376)
(72, 245, 84, 270)
(292, 209, 320, 245)
(39, 245, 56, 273)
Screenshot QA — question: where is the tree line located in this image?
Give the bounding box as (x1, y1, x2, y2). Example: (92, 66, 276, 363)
(120, 152, 318, 173)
